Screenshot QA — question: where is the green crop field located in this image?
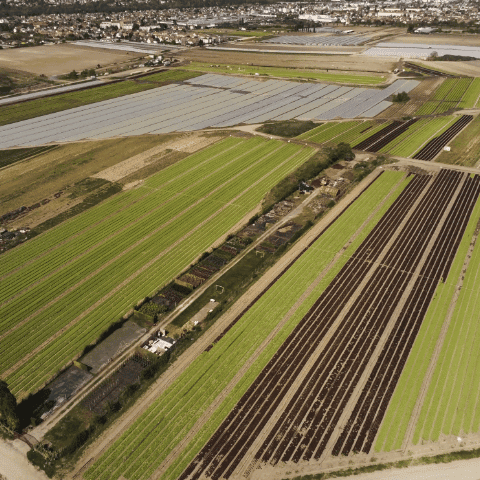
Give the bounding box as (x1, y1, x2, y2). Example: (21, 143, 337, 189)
(381, 116, 458, 158)
(182, 62, 385, 85)
(414, 199, 480, 443)
(0, 70, 201, 127)
(0, 137, 317, 397)
(374, 195, 480, 451)
(416, 78, 474, 115)
(84, 170, 409, 480)
(458, 78, 480, 108)
(298, 121, 362, 144)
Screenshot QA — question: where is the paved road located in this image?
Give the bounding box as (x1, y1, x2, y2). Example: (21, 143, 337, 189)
(347, 458, 480, 480)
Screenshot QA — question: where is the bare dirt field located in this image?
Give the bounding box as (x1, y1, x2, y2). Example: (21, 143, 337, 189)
(384, 34, 480, 46)
(0, 43, 141, 76)
(180, 50, 395, 73)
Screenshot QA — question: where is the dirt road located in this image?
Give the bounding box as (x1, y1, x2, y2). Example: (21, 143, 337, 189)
(347, 458, 480, 480)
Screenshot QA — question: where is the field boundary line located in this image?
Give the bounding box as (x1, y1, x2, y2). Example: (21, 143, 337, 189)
(0, 140, 271, 344)
(0, 136, 239, 282)
(1, 143, 301, 380)
(151, 171, 408, 480)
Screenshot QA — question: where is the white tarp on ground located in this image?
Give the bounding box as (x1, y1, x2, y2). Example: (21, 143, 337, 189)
(0, 74, 418, 148)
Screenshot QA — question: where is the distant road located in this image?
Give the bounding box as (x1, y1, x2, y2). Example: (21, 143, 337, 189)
(345, 458, 480, 480)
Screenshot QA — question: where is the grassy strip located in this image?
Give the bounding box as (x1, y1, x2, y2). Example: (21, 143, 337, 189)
(375, 193, 480, 452)
(161, 173, 411, 480)
(182, 62, 385, 85)
(414, 200, 480, 442)
(0, 70, 201, 127)
(205, 29, 273, 37)
(84, 171, 407, 480)
(0, 145, 58, 168)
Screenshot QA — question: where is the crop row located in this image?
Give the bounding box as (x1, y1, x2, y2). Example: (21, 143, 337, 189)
(0, 139, 273, 334)
(326, 121, 375, 145)
(412, 200, 480, 443)
(84, 171, 407, 480)
(379, 118, 430, 154)
(166, 174, 414, 480)
(387, 116, 458, 158)
(375, 191, 480, 452)
(0, 141, 292, 366)
(298, 121, 361, 144)
(416, 101, 440, 116)
(458, 78, 480, 109)
(0, 139, 265, 301)
(6, 144, 315, 395)
(444, 78, 473, 102)
(0, 137, 244, 276)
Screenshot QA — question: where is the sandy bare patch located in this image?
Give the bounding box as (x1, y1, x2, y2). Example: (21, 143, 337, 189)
(92, 133, 221, 182)
(0, 43, 140, 77)
(0, 439, 49, 480)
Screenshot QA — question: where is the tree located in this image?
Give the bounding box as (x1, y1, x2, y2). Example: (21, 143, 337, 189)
(0, 380, 19, 431)
(327, 142, 355, 163)
(392, 91, 410, 102)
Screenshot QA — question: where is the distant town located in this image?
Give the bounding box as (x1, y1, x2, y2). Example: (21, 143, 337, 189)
(0, 0, 479, 49)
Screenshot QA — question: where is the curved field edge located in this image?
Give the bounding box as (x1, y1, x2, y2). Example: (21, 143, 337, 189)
(83, 170, 408, 480)
(374, 193, 480, 452)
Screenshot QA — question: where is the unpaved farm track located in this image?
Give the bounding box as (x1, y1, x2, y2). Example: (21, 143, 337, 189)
(180, 169, 480, 480)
